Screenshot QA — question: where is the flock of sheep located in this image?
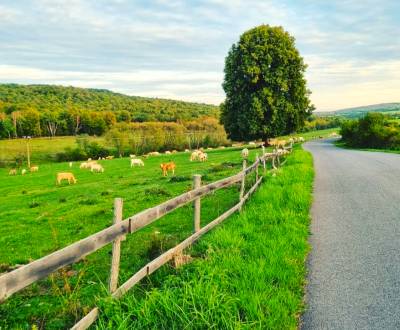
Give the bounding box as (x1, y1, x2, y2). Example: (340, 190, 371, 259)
(7, 136, 305, 186)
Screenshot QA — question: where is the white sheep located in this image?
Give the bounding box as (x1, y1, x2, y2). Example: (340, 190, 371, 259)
(130, 154, 136, 158)
(131, 158, 144, 167)
(241, 148, 249, 158)
(21, 169, 27, 175)
(165, 150, 171, 155)
(91, 163, 104, 173)
(190, 150, 201, 161)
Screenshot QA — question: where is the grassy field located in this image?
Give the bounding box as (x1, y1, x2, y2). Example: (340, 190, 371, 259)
(96, 147, 314, 329)
(0, 136, 105, 165)
(0, 128, 322, 329)
(0, 146, 264, 329)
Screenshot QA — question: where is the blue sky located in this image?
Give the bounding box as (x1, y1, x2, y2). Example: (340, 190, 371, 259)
(0, 0, 399, 111)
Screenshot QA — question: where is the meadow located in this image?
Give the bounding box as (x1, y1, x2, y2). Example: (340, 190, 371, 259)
(0, 129, 328, 328)
(0, 146, 261, 328)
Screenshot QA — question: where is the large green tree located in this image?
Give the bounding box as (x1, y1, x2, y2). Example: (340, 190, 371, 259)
(221, 25, 314, 140)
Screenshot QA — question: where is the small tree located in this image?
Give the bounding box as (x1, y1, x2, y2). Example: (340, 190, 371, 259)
(221, 25, 314, 141)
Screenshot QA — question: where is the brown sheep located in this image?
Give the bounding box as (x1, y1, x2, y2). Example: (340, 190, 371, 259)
(160, 162, 176, 176)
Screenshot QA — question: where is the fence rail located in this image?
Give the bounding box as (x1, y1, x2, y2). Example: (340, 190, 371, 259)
(0, 145, 292, 329)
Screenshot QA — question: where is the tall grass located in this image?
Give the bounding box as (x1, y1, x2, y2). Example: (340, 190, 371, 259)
(96, 147, 314, 329)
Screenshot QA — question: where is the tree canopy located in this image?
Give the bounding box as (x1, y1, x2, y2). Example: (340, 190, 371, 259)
(221, 25, 314, 140)
(0, 84, 220, 138)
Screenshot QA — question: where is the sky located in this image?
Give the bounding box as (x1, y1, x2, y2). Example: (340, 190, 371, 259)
(0, 0, 399, 111)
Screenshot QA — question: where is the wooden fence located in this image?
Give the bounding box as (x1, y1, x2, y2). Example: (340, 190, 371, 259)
(0, 145, 292, 329)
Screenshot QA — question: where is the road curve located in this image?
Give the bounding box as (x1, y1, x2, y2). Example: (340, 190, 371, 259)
(302, 139, 400, 330)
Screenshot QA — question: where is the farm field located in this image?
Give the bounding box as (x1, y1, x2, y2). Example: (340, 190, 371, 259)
(96, 146, 314, 329)
(0, 136, 105, 165)
(0, 146, 263, 328)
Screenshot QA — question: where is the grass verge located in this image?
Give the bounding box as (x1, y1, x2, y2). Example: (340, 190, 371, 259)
(95, 147, 314, 329)
(335, 140, 400, 155)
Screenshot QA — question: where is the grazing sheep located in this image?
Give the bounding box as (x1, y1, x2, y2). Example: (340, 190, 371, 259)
(199, 152, 208, 162)
(91, 164, 104, 173)
(171, 150, 178, 154)
(160, 162, 176, 176)
(56, 172, 77, 185)
(130, 158, 144, 167)
(8, 168, 17, 176)
(69, 162, 73, 168)
(30, 166, 39, 172)
(130, 154, 136, 158)
(190, 150, 200, 161)
(165, 150, 171, 155)
(106, 155, 114, 160)
(184, 149, 190, 153)
(80, 162, 94, 169)
(219, 146, 225, 149)
(249, 142, 256, 146)
(148, 151, 160, 156)
(87, 158, 92, 161)
(21, 169, 27, 175)
(268, 138, 286, 149)
(299, 137, 305, 142)
(241, 148, 249, 158)
(207, 147, 213, 150)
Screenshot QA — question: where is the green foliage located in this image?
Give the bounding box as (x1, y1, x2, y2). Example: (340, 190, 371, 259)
(221, 25, 314, 141)
(302, 115, 343, 132)
(105, 117, 228, 156)
(0, 84, 220, 138)
(340, 113, 400, 149)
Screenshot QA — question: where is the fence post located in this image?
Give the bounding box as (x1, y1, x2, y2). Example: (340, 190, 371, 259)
(256, 153, 259, 181)
(193, 175, 201, 232)
(261, 146, 266, 174)
(109, 198, 123, 294)
(272, 149, 277, 169)
(239, 159, 247, 209)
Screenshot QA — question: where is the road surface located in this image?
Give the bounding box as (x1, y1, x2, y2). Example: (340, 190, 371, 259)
(302, 139, 400, 329)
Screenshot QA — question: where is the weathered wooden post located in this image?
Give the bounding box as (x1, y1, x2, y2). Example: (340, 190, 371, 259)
(261, 146, 266, 174)
(109, 198, 123, 293)
(193, 175, 201, 232)
(272, 149, 276, 169)
(255, 153, 259, 181)
(239, 159, 247, 209)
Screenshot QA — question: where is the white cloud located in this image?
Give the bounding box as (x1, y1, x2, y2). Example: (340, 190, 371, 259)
(0, 0, 399, 111)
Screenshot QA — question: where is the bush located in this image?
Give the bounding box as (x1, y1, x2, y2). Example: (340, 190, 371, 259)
(340, 113, 400, 149)
(56, 147, 87, 162)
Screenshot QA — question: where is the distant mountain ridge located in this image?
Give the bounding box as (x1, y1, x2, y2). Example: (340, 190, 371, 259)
(316, 103, 400, 118)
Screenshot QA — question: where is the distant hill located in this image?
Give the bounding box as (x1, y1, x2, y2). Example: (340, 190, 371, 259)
(0, 84, 219, 122)
(316, 103, 400, 118)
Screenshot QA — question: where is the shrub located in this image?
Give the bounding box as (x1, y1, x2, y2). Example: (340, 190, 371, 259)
(56, 147, 87, 162)
(340, 113, 400, 149)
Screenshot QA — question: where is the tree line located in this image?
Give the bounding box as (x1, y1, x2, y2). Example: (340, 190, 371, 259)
(56, 117, 228, 161)
(0, 84, 220, 139)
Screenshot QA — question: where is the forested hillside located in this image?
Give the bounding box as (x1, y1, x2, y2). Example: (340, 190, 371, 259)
(0, 84, 220, 138)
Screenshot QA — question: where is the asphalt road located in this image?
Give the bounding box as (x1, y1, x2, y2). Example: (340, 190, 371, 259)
(301, 139, 400, 330)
